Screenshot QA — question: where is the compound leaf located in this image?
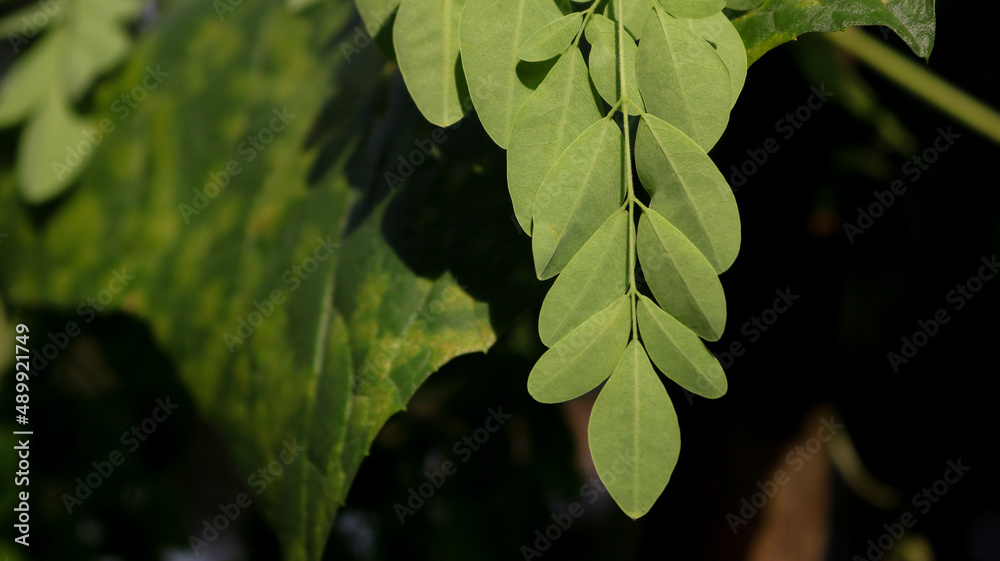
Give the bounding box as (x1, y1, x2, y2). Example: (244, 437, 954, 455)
(532, 117, 625, 280)
(637, 295, 727, 398)
(538, 209, 629, 346)
(459, 0, 563, 147)
(589, 338, 680, 519)
(635, 113, 740, 273)
(528, 296, 631, 403)
(637, 8, 731, 151)
(394, 0, 471, 126)
(508, 47, 602, 232)
(636, 208, 726, 340)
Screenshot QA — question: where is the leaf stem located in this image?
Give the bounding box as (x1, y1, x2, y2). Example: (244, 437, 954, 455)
(616, 0, 638, 340)
(826, 27, 1000, 146)
(572, 0, 603, 47)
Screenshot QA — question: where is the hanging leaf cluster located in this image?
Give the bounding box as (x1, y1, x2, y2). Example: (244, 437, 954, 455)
(369, 0, 745, 518)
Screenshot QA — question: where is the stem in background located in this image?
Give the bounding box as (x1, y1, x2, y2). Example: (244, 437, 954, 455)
(825, 27, 1000, 146)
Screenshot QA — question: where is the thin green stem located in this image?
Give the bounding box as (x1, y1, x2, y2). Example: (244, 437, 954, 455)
(826, 27, 1000, 146)
(571, 0, 602, 47)
(615, 0, 639, 339)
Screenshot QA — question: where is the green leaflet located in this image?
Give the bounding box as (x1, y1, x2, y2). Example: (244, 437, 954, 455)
(637, 7, 731, 151)
(0, 0, 143, 203)
(459, 0, 563, 148)
(538, 209, 629, 346)
(532, 117, 624, 280)
(394, 0, 471, 126)
(637, 208, 726, 341)
(637, 295, 727, 398)
(356, 0, 400, 38)
(731, 0, 935, 65)
(635, 113, 740, 273)
(507, 47, 602, 233)
(518, 12, 584, 62)
(588, 339, 680, 519)
(20, 89, 93, 203)
(684, 12, 747, 109)
(656, 0, 725, 19)
(585, 13, 643, 110)
(602, 0, 653, 40)
(527, 296, 632, 403)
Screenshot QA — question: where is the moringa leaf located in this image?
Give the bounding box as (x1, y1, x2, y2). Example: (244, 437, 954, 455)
(585, 13, 643, 110)
(356, 0, 400, 38)
(507, 47, 602, 232)
(19, 90, 93, 204)
(683, 12, 746, 108)
(538, 209, 629, 345)
(459, 0, 563, 147)
(730, 0, 936, 65)
(636, 208, 726, 341)
(637, 294, 727, 398)
(393, 0, 471, 126)
(589, 338, 680, 519)
(518, 12, 584, 62)
(527, 296, 631, 403)
(637, 7, 731, 151)
(656, 0, 725, 19)
(635, 113, 740, 273)
(532, 117, 625, 280)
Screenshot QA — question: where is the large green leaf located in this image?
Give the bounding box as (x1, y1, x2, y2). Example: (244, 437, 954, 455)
(634, 113, 740, 273)
(0, 1, 494, 559)
(588, 338, 680, 519)
(730, 0, 936, 65)
(532, 117, 625, 279)
(637, 8, 731, 151)
(459, 0, 563, 148)
(393, 0, 471, 126)
(507, 47, 602, 233)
